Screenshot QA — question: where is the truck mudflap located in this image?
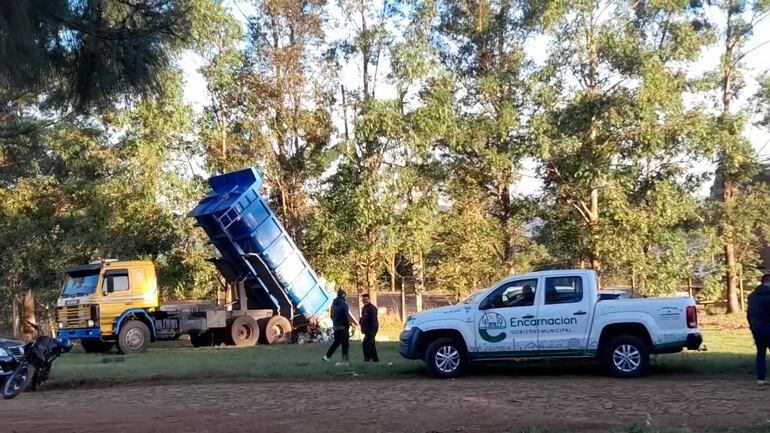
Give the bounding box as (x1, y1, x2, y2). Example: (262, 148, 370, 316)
(400, 328, 424, 360)
(686, 333, 703, 350)
(58, 327, 102, 339)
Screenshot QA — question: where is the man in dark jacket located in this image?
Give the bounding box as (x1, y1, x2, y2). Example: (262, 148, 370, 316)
(748, 274, 770, 385)
(360, 293, 379, 362)
(323, 289, 350, 366)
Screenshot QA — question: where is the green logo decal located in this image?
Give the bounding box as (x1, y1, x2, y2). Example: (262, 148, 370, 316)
(479, 312, 507, 343)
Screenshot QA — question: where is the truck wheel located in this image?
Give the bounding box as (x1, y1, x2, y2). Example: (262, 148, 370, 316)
(227, 316, 259, 346)
(117, 321, 151, 354)
(263, 316, 292, 345)
(425, 337, 467, 379)
(80, 339, 114, 353)
(605, 335, 650, 378)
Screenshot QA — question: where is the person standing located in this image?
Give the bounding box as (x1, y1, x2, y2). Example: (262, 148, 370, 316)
(360, 293, 379, 362)
(323, 289, 350, 366)
(748, 274, 770, 386)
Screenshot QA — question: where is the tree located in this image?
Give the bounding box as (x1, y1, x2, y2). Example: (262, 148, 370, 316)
(535, 0, 714, 292)
(0, 0, 200, 137)
(429, 0, 556, 282)
(304, 0, 402, 304)
(705, 0, 769, 313)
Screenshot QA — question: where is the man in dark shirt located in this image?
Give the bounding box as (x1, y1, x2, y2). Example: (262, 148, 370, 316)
(323, 289, 350, 366)
(360, 293, 379, 362)
(748, 274, 770, 385)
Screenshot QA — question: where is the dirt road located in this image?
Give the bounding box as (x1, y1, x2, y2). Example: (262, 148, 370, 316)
(2, 376, 766, 432)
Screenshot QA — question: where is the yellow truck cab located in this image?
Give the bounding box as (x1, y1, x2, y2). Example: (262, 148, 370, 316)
(57, 260, 160, 353)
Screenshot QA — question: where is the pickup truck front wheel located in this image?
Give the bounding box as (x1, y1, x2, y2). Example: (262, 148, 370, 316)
(425, 337, 467, 379)
(605, 335, 649, 378)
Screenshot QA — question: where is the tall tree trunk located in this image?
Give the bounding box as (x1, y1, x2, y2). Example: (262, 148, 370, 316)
(11, 296, 20, 338)
(721, 6, 739, 314)
(413, 250, 424, 312)
(390, 254, 396, 293)
(341, 84, 350, 153)
(400, 278, 407, 322)
(499, 183, 516, 275)
(589, 188, 602, 283)
(724, 192, 740, 313)
(739, 263, 745, 311)
(365, 244, 378, 306)
(23, 290, 36, 341)
(359, 0, 370, 100)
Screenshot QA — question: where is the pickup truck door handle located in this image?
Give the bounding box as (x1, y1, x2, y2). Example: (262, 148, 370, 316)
(522, 315, 535, 319)
(573, 311, 587, 316)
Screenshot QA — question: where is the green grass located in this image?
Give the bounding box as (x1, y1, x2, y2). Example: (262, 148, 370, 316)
(47, 327, 759, 388)
(50, 340, 422, 388)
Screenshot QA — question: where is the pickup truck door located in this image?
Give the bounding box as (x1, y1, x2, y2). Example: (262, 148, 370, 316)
(537, 275, 591, 355)
(475, 277, 540, 357)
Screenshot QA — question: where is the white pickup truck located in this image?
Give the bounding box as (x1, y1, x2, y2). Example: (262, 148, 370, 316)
(400, 269, 702, 378)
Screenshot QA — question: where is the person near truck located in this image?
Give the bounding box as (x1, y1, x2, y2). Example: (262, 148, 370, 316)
(360, 293, 379, 362)
(323, 289, 350, 366)
(747, 274, 770, 386)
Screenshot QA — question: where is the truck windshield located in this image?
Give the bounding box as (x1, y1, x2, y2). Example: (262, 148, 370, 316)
(61, 270, 100, 297)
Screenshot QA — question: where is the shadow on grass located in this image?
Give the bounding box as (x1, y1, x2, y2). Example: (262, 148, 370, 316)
(468, 350, 757, 379)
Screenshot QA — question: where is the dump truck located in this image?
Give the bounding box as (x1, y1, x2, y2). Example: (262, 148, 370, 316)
(55, 167, 336, 353)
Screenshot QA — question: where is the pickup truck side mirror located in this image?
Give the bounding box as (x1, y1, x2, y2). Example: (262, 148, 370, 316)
(479, 297, 492, 310)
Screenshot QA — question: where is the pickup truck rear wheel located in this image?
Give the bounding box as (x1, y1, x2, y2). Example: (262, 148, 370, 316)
(117, 321, 151, 354)
(227, 316, 259, 346)
(425, 337, 466, 379)
(605, 335, 649, 378)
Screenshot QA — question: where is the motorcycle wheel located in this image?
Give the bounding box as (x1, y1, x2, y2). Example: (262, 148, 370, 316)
(2, 364, 34, 400)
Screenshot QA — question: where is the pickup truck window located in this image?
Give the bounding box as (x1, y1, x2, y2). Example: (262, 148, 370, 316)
(487, 278, 538, 309)
(544, 276, 583, 305)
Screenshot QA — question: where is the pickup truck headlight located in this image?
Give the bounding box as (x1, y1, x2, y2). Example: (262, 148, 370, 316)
(403, 317, 415, 332)
(88, 320, 95, 327)
(0, 348, 8, 357)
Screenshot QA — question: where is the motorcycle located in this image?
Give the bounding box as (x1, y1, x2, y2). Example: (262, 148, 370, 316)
(2, 322, 72, 400)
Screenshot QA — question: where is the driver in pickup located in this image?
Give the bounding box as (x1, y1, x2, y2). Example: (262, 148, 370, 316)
(522, 285, 535, 305)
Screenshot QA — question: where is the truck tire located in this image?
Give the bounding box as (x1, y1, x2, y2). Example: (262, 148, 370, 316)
(262, 316, 292, 345)
(117, 320, 151, 354)
(80, 339, 115, 353)
(425, 337, 467, 379)
(226, 316, 259, 346)
(605, 335, 650, 378)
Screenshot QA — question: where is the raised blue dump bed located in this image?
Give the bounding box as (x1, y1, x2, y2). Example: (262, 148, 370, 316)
(189, 168, 332, 322)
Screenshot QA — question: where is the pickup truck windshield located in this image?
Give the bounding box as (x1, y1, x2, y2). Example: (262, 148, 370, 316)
(61, 270, 100, 297)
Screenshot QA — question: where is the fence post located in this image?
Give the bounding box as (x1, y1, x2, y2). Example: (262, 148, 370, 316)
(739, 264, 745, 311)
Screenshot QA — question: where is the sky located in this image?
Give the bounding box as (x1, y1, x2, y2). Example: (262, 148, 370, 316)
(177, 1, 770, 199)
